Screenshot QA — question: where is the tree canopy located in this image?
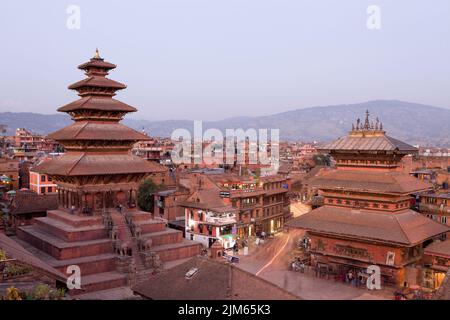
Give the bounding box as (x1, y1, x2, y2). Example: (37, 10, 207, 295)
(137, 179, 163, 213)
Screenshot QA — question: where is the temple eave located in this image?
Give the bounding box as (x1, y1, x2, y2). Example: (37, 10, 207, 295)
(286, 206, 449, 246)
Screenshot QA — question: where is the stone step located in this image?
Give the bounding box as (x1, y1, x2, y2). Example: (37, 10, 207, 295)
(51, 254, 118, 276)
(8, 235, 115, 276)
(141, 228, 183, 246)
(129, 211, 154, 222)
(150, 239, 201, 262)
(134, 220, 166, 234)
(34, 217, 108, 242)
(47, 210, 103, 228)
(17, 226, 113, 260)
(70, 271, 128, 295)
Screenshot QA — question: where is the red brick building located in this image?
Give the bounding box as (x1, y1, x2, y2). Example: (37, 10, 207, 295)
(179, 170, 290, 243)
(29, 171, 57, 195)
(181, 187, 238, 249)
(287, 111, 449, 287)
(154, 187, 190, 221)
(419, 192, 450, 226)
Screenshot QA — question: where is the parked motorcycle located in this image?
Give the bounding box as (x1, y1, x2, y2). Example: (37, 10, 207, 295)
(290, 259, 306, 273)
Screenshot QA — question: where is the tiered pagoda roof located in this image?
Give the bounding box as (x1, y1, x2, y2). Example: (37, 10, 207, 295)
(309, 170, 432, 194)
(48, 121, 148, 141)
(34, 50, 166, 179)
(320, 110, 417, 154)
(35, 152, 165, 176)
(287, 206, 447, 246)
(321, 134, 417, 153)
(58, 96, 136, 113)
(287, 111, 449, 245)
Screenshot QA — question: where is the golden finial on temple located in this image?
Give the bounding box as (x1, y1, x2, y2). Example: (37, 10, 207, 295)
(93, 48, 101, 59)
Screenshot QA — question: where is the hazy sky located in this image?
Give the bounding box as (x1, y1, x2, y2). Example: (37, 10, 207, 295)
(1, 0, 449, 121)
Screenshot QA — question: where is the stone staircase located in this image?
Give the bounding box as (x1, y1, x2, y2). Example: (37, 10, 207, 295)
(16, 208, 202, 294)
(108, 210, 148, 285)
(127, 211, 202, 264)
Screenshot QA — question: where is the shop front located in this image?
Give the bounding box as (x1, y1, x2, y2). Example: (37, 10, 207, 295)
(261, 214, 284, 235)
(220, 234, 237, 250)
(423, 266, 447, 290)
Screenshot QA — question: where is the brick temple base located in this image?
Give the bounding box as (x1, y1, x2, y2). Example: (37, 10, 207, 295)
(16, 208, 201, 294)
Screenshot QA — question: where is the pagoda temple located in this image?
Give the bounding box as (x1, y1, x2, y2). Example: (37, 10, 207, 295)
(287, 111, 449, 287)
(15, 51, 201, 294)
(33, 48, 167, 210)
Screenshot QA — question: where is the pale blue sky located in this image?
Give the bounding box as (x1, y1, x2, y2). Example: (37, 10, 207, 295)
(1, 0, 449, 120)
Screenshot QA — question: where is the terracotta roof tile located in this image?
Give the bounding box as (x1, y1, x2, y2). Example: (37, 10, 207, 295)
(68, 76, 126, 90)
(48, 121, 149, 141)
(58, 96, 137, 113)
(424, 240, 450, 258)
(132, 256, 298, 300)
(78, 59, 116, 70)
(33, 153, 166, 176)
(310, 170, 432, 194)
(179, 188, 237, 213)
(11, 191, 58, 215)
(321, 134, 417, 153)
(286, 205, 449, 245)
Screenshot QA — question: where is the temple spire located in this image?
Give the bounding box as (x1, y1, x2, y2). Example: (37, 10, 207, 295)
(364, 110, 370, 130)
(351, 110, 385, 134)
(93, 48, 101, 59)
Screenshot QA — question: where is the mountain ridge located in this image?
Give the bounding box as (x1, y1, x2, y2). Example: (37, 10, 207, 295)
(1, 100, 449, 147)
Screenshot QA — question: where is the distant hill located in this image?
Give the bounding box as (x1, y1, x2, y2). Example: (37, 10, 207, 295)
(1, 100, 449, 147)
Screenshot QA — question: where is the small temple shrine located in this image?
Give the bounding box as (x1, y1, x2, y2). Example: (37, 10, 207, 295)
(14, 50, 201, 294)
(287, 111, 449, 287)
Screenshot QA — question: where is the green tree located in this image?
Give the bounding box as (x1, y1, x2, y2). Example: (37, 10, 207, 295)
(313, 154, 331, 167)
(137, 179, 161, 213)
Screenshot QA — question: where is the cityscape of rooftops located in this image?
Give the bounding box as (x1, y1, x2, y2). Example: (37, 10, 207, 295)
(1, 0, 450, 315)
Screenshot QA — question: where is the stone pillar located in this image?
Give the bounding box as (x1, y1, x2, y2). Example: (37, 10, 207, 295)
(91, 192, 96, 212)
(63, 189, 67, 208)
(129, 189, 132, 207)
(69, 191, 73, 208)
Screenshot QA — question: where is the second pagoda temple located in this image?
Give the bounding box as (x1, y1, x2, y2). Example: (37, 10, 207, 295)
(287, 111, 449, 287)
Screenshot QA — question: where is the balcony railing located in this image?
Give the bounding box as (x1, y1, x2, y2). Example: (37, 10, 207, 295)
(241, 201, 259, 209)
(205, 216, 237, 225)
